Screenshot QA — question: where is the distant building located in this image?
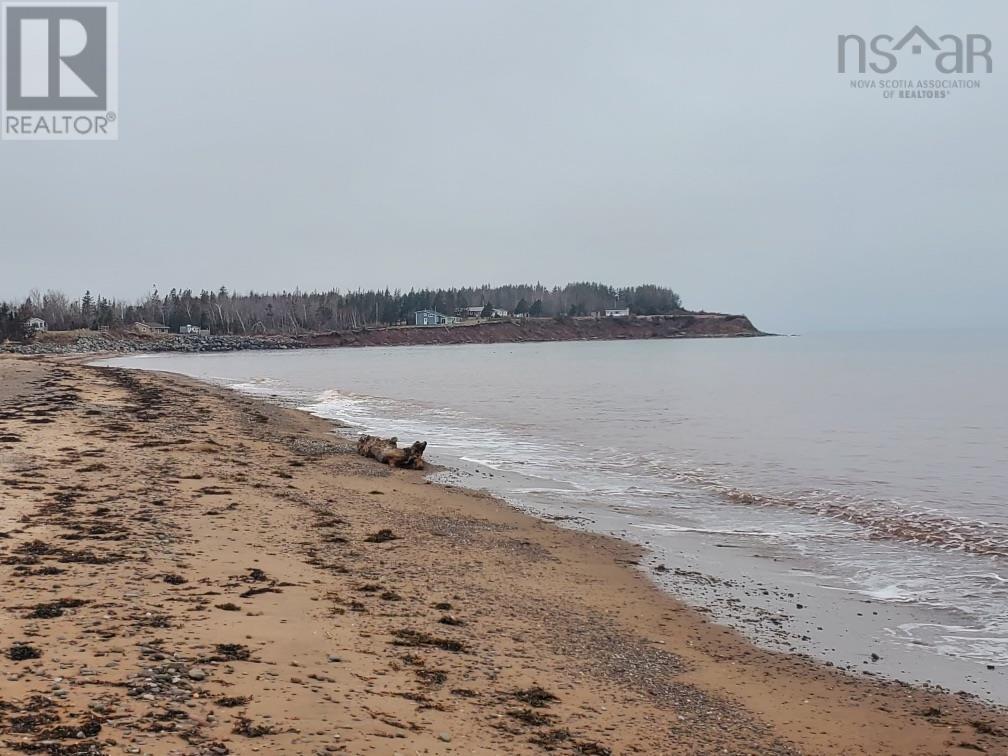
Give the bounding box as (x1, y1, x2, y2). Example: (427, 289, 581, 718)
(414, 309, 458, 327)
(135, 322, 170, 335)
(25, 317, 47, 332)
(603, 308, 631, 318)
(460, 306, 509, 319)
(179, 324, 210, 335)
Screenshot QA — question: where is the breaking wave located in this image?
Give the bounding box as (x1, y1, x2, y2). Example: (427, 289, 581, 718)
(301, 388, 1007, 560)
(711, 485, 1007, 558)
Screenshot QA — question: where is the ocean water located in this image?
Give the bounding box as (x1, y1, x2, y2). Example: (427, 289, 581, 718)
(101, 331, 1008, 701)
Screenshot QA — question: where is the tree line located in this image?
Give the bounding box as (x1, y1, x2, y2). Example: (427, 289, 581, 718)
(0, 282, 682, 339)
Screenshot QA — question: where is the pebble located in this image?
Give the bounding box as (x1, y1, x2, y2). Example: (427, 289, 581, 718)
(187, 668, 206, 681)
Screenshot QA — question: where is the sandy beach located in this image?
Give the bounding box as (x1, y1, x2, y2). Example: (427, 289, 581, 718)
(1, 355, 1006, 756)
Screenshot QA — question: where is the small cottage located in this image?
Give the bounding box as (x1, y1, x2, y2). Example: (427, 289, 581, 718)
(414, 310, 458, 327)
(460, 306, 509, 319)
(25, 317, 47, 332)
(135, 322, 170, 335)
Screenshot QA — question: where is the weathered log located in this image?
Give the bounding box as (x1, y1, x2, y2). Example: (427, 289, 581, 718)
(357, 435, 427, 470)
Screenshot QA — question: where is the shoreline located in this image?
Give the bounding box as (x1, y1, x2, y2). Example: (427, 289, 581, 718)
(1, 354, 1006, 754)
(432, 455, 1008, 704)
(1, 313, 767, 356)
(98, 346, 1008, 705)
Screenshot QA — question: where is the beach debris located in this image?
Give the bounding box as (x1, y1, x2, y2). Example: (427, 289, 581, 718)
(212, 643, 252, 661)
(357, 435, 427, 469)
(232, 715, 278, 738)
(364, 529, 399, 543)
(972, 720, 1007, 737)
(416, 668, 448, 686)
(26, 597, 87, 619)
(232, 717, 280, 741)
(7, 643, 42, 661)
(508, 708, 554, 726)
(392, 629, 468, 653)
(513, 686, 559, 708)
(531, 728, 572, 747)
(575, 741, 614, 755)
(8, 710, 60, 734)
(233, 572, 282, 600)
(528, 727, 613, 755)
(237, 584, 282, 596)
(216, 696, 251, 708)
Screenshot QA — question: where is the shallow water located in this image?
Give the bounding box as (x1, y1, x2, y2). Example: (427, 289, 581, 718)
(101, 330, 1008, 701)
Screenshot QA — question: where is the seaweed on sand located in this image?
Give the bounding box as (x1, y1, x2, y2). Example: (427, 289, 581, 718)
(391, 629, 467, 653)
(26, 598, 87, 619)
(513, 686, 559, 708)
(7, 644, 42, 661)
(232, 715, 277, 737)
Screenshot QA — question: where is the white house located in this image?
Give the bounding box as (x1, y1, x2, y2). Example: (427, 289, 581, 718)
(25, 317, 47, 332)
(604, 308, 631, 318)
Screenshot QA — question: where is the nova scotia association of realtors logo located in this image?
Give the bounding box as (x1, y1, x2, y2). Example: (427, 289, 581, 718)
(1, 1, 118, 140)
(838, 25, 992, 100)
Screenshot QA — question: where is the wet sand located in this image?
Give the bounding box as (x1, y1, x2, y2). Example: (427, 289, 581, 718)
(1, 355, 1006, 755)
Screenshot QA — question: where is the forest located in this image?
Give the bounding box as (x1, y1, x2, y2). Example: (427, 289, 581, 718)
(0, 282, 683, 340)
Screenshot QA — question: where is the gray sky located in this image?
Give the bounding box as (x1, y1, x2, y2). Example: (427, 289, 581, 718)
(2, 1, 1005, 333)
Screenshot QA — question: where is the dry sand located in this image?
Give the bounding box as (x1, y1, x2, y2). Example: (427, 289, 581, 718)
(0, 355, 1006, 755)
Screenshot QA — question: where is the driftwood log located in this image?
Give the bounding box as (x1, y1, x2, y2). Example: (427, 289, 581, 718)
(357, 435, 427, 470)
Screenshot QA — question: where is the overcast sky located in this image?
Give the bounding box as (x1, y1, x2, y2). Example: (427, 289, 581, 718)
(2, 0, 1005, 333)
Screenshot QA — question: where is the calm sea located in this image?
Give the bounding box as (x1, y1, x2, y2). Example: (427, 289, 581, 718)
(102, 331, 1008, 701)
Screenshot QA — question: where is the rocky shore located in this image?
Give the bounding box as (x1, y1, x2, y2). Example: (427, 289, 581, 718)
(0, 333, 303, 356)
(1, 313, 765, 356)
(1, 354, 1006, 755)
